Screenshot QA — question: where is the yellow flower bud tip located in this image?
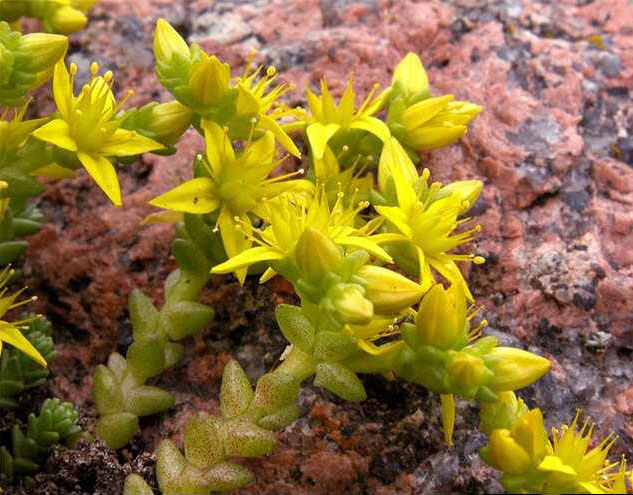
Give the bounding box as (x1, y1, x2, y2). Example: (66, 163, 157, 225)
(154, 18, 190, 64)
(487, 348, 551, 392)
(50, 6, 88, 34)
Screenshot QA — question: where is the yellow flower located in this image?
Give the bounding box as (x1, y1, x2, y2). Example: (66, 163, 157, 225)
(538, 413, 621, 494)
(301, 78, 391, 161)
(153, 19, 300, 157)
(0, 101, 47, 156)
(149, 121, 309, 283)
(387, 52, 481, 154)
(31, 61, 163, 206)
(211, 190, 393, 281)
(0, 266, 46, 368)
(374, 139, 484, 300)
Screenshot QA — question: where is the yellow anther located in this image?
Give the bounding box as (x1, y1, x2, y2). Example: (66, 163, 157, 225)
(90, 61, 99, 77)
(70, 63, 78, 75)
(104, 71, 114, 82)
(473, 256, 485, 264)
(266, 66, 277, 77)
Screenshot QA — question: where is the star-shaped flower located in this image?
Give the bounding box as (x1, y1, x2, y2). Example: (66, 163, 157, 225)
(32, 61, 163, 206)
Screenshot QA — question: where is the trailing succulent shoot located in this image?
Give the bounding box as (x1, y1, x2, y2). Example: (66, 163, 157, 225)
(92, 219, 217, 449)
(0, 315, 54, 408)
(0, 0, 97, 34)
(115, 19, 632, 494)
(0, 398, 87, 481)
(1, 13, 627, 494)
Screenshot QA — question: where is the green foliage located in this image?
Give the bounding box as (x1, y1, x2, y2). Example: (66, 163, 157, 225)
(0, 398, 88, 482)
(92, 224, 216, 449)
(0, 199, 42, 265)
(0, 315, 54, 408)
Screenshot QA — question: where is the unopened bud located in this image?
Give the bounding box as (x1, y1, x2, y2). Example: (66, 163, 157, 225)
(189, 55, 230, 107)
(485, 347, 551, 392)
(487, 429, 532, 475)
(328, 283, 373, 325)
(415, 284, 468, 350)
(295, 228, 343, 285)
(479, 391, 529, 436)
(154, 18, 190, 65)
(49, 6, 88, 34)
(446, 352, 489, 391)
(15, 33, 68, 72)
(149, 100, 192, 144)
(357, 265, 424, 314)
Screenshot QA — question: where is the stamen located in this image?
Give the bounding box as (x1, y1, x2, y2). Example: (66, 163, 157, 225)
(357, 82, 380, 116)
(90, 61, 100, 79)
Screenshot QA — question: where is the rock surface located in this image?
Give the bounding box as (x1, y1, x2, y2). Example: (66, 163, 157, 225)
(3, 0, 633, 493)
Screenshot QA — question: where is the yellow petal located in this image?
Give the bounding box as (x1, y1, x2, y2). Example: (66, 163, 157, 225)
(218, 208, 251, 284)
(306, 122, 340, 160)
(392, 52, 428, 97)
(259, 115, 301, 158)
(211, 246, 283, 275)
(402, 95, 454, 129)
(77, 152, 122, 206)
(337, 236, 393, 263)
(408, 124, 466, 151)
(305, 87, 323, 121)
(141, 211, 184, 225)
(203, 119, 234, 174)
(31, 119, 78, 151)
(375, 206, 412, 238)
(99, 129, 164, 156)
(154, 18, 190, 64)
(148, 177, 219, 214)
(538, 455, 577, 477)
(53, 60, 73, 120)
(441, 394, 455, 447)
(0, 323, 47, 368)
(349, 116, 391, 143)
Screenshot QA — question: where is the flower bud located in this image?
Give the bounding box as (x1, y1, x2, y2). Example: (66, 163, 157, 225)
(446, 351, 489, 392)
(479, 391, 529, 436)
(438, 180, 483, 213)
(189, 55, 231, 107)
(148, 100, 192, 145)
(328, 283, 373, 325)
(295, 228, 343, 285)
(49, 6, 88, 34)
(154, 18, 190, 65)
(15, 32, 68, 72)
(487, 429, 532, 475)
(485, 347, 551, 392)
(357, 265, 425, 314)
(510, 409, 546, 461)
(414, 284, 467, 350)
(391, 52, 429, 103)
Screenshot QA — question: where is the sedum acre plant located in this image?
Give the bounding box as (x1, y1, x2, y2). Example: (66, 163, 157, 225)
(0, 12, 629, 494)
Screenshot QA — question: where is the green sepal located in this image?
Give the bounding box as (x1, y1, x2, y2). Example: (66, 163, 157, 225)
(252, 372, 300, 416)
(172, 238, 211, 273)
(126, 339, 167, 381)
(0, 240, 27, 265)
(258, 404, 300, 431)
(125, 386, 175, 417)
(95, 413, 139, 450)
(222, 419, 276, 458)
(220, 360, 253, 419)
(128, 289, 160, 341)
(275, 304, 315, 352)
(161, 300, 214, 340)
(314, 362, 367, 402)
(183, 413, 223, 469)
(313, 331, 356, 362)
(123, 474, 155, 495)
